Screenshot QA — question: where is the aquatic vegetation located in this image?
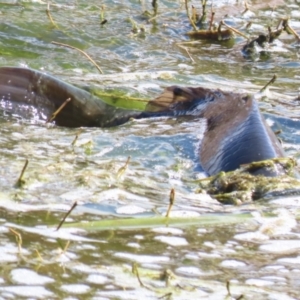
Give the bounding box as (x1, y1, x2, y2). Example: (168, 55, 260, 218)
(0, 1, 300, 299)
(198, 157, 300, 204)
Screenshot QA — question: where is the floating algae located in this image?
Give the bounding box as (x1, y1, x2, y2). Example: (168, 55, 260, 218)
(198, 157, 300, 204)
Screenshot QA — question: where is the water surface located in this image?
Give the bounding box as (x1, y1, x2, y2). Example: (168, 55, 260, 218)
(0, 0, 300, 299)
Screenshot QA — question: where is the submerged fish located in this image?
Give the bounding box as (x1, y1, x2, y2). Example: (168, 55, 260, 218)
(0, 67, 284, 176)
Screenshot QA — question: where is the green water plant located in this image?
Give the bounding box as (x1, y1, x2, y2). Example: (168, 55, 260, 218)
(62, 212, 252, 231)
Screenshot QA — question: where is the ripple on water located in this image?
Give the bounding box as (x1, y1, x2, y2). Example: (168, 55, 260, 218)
(220, 259, 247, 268)
(154, 235, 188, 246)
(259, 240, 300, 254)
(116, 205, 147, 214)
(86, 274, 108, 285)
(0, 243, 30, 263)
(60, 284, 90, 294)
(10, 269, 54, 285)
(278, 256, 300, 265)
(175, 266, 213, 277)
(246, 278, 274, 287)
(113, 253, 169, 264)
(96, 289, 157, 300)
(0, 286, 53, 299)
(152, 227, 184, 235)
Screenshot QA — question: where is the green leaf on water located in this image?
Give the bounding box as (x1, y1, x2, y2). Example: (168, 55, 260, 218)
(61, 213, 252, 231)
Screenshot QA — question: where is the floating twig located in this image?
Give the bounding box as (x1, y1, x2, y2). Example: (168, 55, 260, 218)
(245, 21, 252, 30)
(132, 263, 145, 287)
(241, 0, 250, 15)
(184, 47, 194, 63)
(46, 98, 71, 123)
(35, 249, 44, 262)
(9, 228, 22, 254)
(117, 156, 131, 179)
(177, 44, 195, 63)
(51, 41, 104, 74)
(71, 128, 84, 146)
(46, 2, 59, 29)
(158, 293, 173, 299)
(165, 188, 175, 218)
(56, 201, 78, 231)
(226, 280, 244, 299)
(260, 74, 277, 93)
(55, 240, 71, 260)
(220, 20, 249, 40)
(226, 280, 232, 297)
(15, 159, 29, 188)
(132, 263, 152, 290)
(282, 18, 300, 41)
(63, 240, 71, 253)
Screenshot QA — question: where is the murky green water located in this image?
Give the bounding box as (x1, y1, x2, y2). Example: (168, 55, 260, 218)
(0, 0, 300, 299)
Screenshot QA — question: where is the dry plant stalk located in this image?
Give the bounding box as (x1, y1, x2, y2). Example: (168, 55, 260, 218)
(46, 98, 71, 123)
(260, 74, 277, 93)
(165, 188, 175, 217)
(220, 20, 249, 40)
(56, 201, 78, 231)
(35, 249, 44, 262)
(117, 156, 131, 179)
(71, 128, 84, 146)
(51, 41, 104, 74)
(177, 44, 195, 63)
(282, 18, 300, 41)
(15, 159, 29, 188)
(241, 0, 250, 15)
(132, 263, 145, 287)
(185, 0, 198, 31)
(55, 241, 71, 260)
(46, 2, 59, 29)
(158, 293, 173, 299)
(9, 228, 23, 254)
